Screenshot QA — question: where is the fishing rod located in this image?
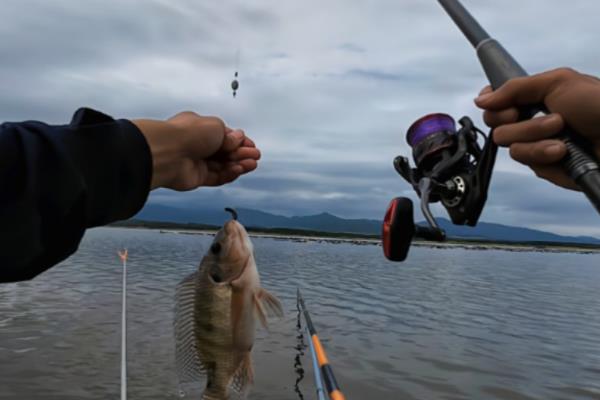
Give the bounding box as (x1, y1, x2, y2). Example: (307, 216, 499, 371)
(297, 296, 326, 400)
(306, 324, 327, 400)
(382, 0, 600, 262)
(297, 289, 345, 400)
(118, 249, 128, 400)
(439, 0, 600, 206)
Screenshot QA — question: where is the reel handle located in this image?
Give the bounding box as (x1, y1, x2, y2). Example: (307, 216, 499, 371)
(382, 197, 414, 261)
(415, 225, 446, 241)
(382, 197, 446, 262)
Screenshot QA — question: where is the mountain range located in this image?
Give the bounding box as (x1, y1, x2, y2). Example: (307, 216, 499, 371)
(134, 204, 600, 245)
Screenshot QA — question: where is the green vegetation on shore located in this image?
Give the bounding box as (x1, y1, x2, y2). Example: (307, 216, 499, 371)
(112, 219, 377, 239)
(111, 219, 600, 251)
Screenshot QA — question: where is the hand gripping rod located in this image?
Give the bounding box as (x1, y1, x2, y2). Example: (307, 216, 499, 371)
(438, 0, 600, 213)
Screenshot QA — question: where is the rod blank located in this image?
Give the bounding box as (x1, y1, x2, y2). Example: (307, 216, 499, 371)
(297, 289, 346, 400)
(438, 0, 490, 47)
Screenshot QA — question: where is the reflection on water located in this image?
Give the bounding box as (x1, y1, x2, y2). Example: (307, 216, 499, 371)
(1, 227, 600, 399)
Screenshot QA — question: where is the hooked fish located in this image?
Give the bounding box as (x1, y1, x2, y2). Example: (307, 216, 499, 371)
(174, 208, 283, 400)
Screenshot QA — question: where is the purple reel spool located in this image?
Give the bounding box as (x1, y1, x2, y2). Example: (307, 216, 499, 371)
(406, 113, 457, 167)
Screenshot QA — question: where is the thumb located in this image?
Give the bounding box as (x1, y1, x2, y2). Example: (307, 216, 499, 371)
(474, 69, 566, 110)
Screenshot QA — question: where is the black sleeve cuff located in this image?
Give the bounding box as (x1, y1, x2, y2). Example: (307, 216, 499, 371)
(66, 107, 152, 227)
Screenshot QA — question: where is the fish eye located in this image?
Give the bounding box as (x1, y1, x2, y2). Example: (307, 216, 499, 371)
(210, 242, 221, 255)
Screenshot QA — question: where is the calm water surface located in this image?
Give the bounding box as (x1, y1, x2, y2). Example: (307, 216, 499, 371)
(1, 227, 600, 399)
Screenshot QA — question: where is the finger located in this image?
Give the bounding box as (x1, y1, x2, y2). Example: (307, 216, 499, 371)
(483, 107, 520, 128)
(221, 130, 245, 152)
(243, 137, 256, 148)
(228, 147, 261, 161)
(238, 159, 258, 173)
(204, 160, 258, 186)
(221, 159, 257, 174)
(221, 167, 243, 184)
(474, 68, 577, 110)
(203, 163, 240, 186)
(494, 113, 564, 146)
(479, 85, 492, 96)
(509, 139, 567, 166)
(530, 164, 579, 191)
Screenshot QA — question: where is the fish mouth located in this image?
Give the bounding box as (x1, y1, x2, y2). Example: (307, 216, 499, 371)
(205, 213, 251, 285)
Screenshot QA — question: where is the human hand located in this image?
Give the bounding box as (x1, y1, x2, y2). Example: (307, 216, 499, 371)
(133, 111, 260, 190)
(474, 68, 600, 190)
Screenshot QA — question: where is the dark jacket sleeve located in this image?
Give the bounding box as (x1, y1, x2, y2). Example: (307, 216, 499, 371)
(0, 108, 152, 282)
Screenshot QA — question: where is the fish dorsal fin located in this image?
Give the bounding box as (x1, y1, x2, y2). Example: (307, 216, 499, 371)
(228, 353, 253, 399)
(174, 271, 205, 385)
(253, 288, 284, 329)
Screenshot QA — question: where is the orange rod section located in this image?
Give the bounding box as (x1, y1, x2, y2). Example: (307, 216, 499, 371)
(330, 390, 346, 400)
(311, 335, 329, 366)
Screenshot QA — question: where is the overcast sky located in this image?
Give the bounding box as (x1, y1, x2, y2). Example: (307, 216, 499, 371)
(2, 0, 600, 237)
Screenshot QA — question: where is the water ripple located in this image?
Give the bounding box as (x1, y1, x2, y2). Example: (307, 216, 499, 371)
(1, 227, 599, 399)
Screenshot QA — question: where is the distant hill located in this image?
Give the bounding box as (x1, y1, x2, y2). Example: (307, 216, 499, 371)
(134, 204, 600, 245)
(432, 218, 600, 244)
(135, 204, 382, 233)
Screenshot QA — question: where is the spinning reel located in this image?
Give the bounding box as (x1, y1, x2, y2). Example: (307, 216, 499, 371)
(382, 0, 600, 262)
(382, 113, 498, 261)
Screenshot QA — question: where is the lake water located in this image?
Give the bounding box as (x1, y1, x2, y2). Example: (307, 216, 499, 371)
(1, 227, 600, 400)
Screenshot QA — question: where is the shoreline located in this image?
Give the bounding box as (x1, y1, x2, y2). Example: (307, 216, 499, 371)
(110, 225, 600, 256)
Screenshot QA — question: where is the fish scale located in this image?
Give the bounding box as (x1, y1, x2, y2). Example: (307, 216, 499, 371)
(195, 274, 238, 398)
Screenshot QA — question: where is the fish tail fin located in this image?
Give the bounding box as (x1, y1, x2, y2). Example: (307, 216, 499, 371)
(201, 387, 229, 400)
(229, 353, 253, 399)
(200, 390, 227, 400)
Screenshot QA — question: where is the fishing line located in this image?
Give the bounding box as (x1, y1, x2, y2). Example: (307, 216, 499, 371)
(118, 249, 129, 400)
(235, 43, 241, 72)
(231, 39, 241, 98)
(293, 305, 306, 400)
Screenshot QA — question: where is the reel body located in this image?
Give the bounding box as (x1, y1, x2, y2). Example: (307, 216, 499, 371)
(383, 113, 498, 261)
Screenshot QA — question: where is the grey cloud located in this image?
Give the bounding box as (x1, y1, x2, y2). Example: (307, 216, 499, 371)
(346, 69, 416, 82)
(2, 0, 600, 236)
(338, 43, 366, 54)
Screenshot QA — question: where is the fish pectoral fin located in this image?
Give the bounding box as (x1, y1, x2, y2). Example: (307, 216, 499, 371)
(174, 271, 206, 385)
(253, 289, 284, 330)
(258, 288, 284, 318)
(229, 353, 253, 398)
(253, 293, 269, 329)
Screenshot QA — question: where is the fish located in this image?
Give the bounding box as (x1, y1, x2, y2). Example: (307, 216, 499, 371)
(174, 208, 283, 400)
